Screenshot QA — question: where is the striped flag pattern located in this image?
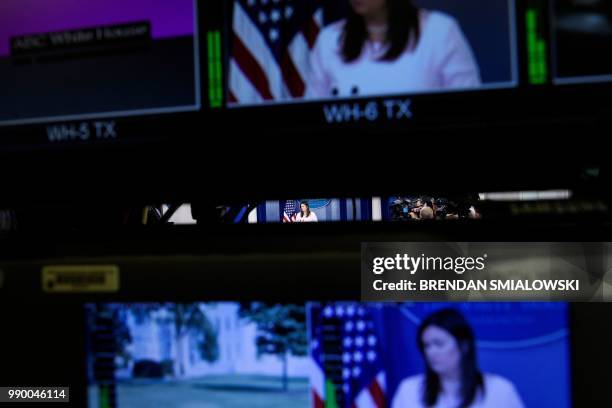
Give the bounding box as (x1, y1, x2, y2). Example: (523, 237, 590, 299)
(309, 303, 387, 408)
(228, 0, 323, 104)
(282, 199, 298, 222)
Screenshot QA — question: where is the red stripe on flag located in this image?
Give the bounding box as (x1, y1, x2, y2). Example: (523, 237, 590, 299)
(228, 91, 238, 104)
(232, 32, 274, 100)
(280, 52, 306, 97)
(312, 390, 325, 408)
(302, 17, 321, 49)
(369, 380, 386, 408)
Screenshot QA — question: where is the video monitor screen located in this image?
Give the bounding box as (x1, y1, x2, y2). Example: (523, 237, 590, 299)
(86, 302, 571, 408)
(0, 0, 200, 126)
(226, 0, 518, 106)
(553, 0, 612, 84)
(250, 198, 378, 223)
(383, 195, 482, 221)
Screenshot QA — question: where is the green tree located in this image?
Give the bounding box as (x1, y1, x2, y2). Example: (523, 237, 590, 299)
(132, 303, 219, 376)
(239, 303, 308, 391)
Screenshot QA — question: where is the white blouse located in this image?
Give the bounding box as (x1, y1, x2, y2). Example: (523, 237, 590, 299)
(294, 211, 318, 222)
(391, 373, 525, 408)
(307, 10, 481, 99)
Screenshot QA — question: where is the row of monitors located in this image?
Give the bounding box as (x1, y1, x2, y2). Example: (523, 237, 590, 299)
(87, 301, 571, 408)
(234, 197, 480, 223)
(1, 0, 611, 127)
(183, 192, 569, 224)
(173, 191, 574, 224)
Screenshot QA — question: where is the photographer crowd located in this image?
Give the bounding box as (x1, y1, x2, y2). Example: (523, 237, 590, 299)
(388, 195, 482, 221)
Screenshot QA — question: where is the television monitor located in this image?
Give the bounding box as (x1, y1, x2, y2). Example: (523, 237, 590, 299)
(552, 0, 612, 83)
(0, 0, 200, 127)
(250, 198, 378, 223)
(86, 301, 571, 408)
(225, 0, 518, 106)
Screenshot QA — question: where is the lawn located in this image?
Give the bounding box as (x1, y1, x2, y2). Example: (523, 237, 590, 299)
(89, 374, 310, 408)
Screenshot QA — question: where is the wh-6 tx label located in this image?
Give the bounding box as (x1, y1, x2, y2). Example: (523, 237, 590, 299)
(323, 99, 412, 123)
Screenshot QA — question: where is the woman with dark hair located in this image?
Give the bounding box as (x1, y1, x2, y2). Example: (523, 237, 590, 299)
(307, 0, 481, 98)
(294, 201, 318, 222)
(392, 308, 524, 408)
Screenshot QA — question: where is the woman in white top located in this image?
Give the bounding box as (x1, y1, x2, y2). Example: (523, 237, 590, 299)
(294, 201, 318, 222)
(392, 308, 524, 408)
(307, 0, 481, 99)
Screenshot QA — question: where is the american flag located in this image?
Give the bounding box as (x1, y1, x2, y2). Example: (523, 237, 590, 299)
(282, 199, 297, 223)
(228, 0, 324, 104)
(309, 303, 387, 408)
